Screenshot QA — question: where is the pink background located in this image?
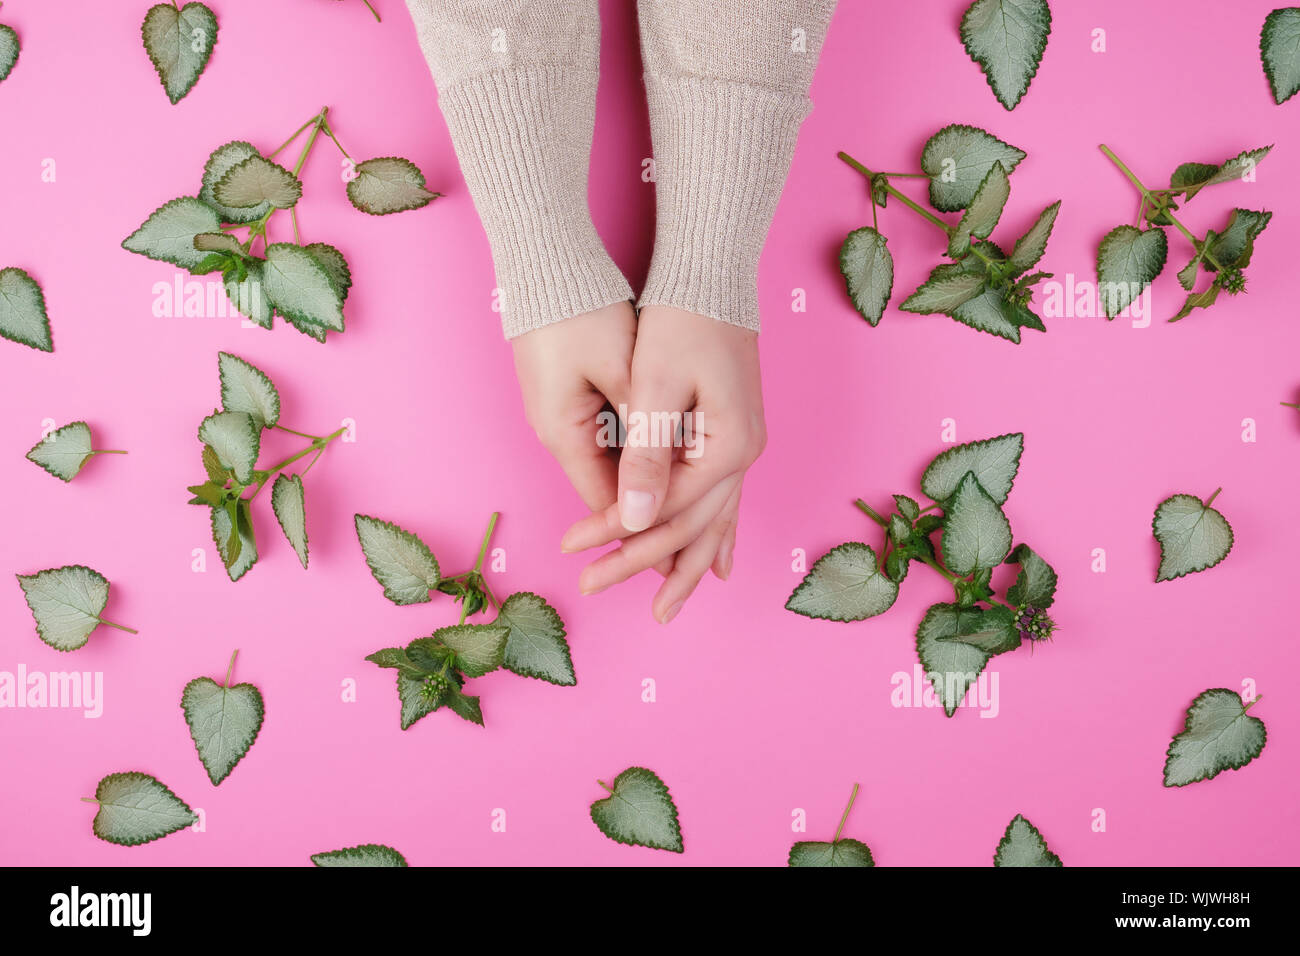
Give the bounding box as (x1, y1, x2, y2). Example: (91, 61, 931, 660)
(1, 0, 1297, 866)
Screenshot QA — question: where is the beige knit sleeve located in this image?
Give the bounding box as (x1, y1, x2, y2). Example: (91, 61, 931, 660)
(404, 1, 633, 339)
(636, 0, 838, 331)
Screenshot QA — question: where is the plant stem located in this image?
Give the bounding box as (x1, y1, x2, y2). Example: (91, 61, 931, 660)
(360, 0, 382, 22)
(98, 618, 139, 635)
(322, 120, 353, 161)
(854, 498, 889, 526)
(80, 797, 99, 804)
(838, 151, 953, 235)
(597, 779, 614, 793)
(1204, 487, 1222, 508)
(473, 512, 500, 573)
(272, 424, 323, 440)
(291, 206, 301, 245)
(833, 782, 859, 843)
(247, 426, 347, 499)
(225, 649, 239, 688)
(1243, 694, 1263, 711)
(291, 108, 330, 178)
(1281, 401, 1300, 409)
(268, 115, 319, 161)
(91, 449, 128, 455)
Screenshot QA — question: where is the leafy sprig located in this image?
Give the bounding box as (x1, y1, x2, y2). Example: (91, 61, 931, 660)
(837, 125, 1060, 342)
(188, 352, 344, 580)
(788, 782, 875, 867)
(123, 107, 437, 341)
(360, 512, 576, 728)
(1096, 144, 1272, 321)
(787, 433, 1059, 717)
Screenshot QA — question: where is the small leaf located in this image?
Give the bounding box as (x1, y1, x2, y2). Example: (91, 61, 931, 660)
(0, 266, 53, 352)
(200, 141, 272, 223)
(396, 672, 439, 730)
(202, 444, 229, 482)
(921, 124, 1026, 212)
(0, 23, 19, 82)
(214, 155, 303, 210)
(193, 232, 245, 255)
(89, 772, 196, 846)
(1262, 8, 1300, 105)
(1004, 543, 1057, 608)
(590, 767, 683, 853)
(26, 422, 96, 481)
(434, 623, 509, 678)
(1163, 689, 1266, 787)
(899, 267, 986, 314)
(303, 242, 352, 303)
(218, 351, 280, 428)
(1204, 209, 1272, 270)
(948, 165, 1011, 257)
(225, 259, 273, 328)
(181, 672, 265, 785)
(141, 2, 218, 104)
(353, 515, 440, 604)
(994, 814, 1063, 866)
(198, 411, 260, 484)
(271, 475, 308, 569)
(346, 157, 439, 215)
(915, 603, 993, 717)
(936, 604, 1020, 654)
(893, 494, 921, 523)
(948, 285, 1024, 342)
(123, 197, 223, 269)
(839, 227, 894, 326)
(1170, 284, 1222, 322)
(1007, 200, 1061, 274)
(1096, 225, 1168, 319)
(444, 684, 485, 726)
(262, 243, 345, 333)
(1171, 147, 1272, 201)
(16, 565, 119, 652)
(311, 844, 408, 867)
(365, 646, 423, 675)
(921, 432, 1024, 505)
(785, 542, 899, 622)
(788, 839, 875, 867)
(960, 0, 1052, 110)
(497, 592, 575, 686)
(1153, 492, 1233, 582)
(211, 500, 258, 581)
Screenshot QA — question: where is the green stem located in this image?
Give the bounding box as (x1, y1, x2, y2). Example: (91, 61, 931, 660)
(1281, 401, 1300, 409)
(98, 618, 139, 635)
(1204, 487, 1222, 508)
(1243, 694, 1263, 711)
(597, 779, 614, 794)
(322, 120, 353, 161)
(80, 797, 100, 804)
(360, 0, 381, 22)
(291, 108, 330, 178)
(854, 498, 889, 527)
(91, 449, 128, 455)
(272, 424, 323, 440)
(247, 426, 346, 499)
(838, 151, 953, 235)
(224, 649, 238, 687)
(473, 512, 500, 574)
(832, 783, 859, 843)
(267, 114, 320, 161)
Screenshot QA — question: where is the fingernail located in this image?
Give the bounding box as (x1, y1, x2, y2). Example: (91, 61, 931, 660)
(619, 490, 656, 532)
(661, 599, 684, 624)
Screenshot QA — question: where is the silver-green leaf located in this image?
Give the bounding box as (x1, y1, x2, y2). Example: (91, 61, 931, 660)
(590, 767, 684, 853)
(26, 422, 98, 481)
(0, 24, 19, 83)
(921, 432, 1023, 505)
(1153, 492, 1233, 582)
(271, 474, 308, 569)
(1096, 225, 1168, 320)
(1261, 8, 1300, 105)
(960, 0, 1051, 110)
(141, 2, 218, 104)
(785, 542, 899, 622)
(346, 157, 439, 215)
(89, 772, 196, 846)
(354, 514, 440, 604)
(948, 164, 1011, 258)
(123, 197, 223, 269)
(497, 592, 575, 686)
(899, 268, 987, 315)
(211, 500, 258, 581)
(1007, 200, 1061, 274)
(994, 814, 1063, 866)
(788, 839, 875, 867)
(1004, 543, 1057, 608)
(0, 266, 53, 352)
(915, 603, 994, 717)
(181, 671, 265, 785)
(839, 227, 894, 326)
(435, 623, 509, 678)
(200, 141, 272, 223)
(16, 565, 126, 652)
(218, 351, 280, 428)
(261, 243, 345, 333)
(921, 124, 1026, 212)
(214, 155, 303, 210)
(311, 844, 408, 867)
(941, 472, 1012, 576)
(197, 410, 260, 484)
(1163, 689, 1266, 787)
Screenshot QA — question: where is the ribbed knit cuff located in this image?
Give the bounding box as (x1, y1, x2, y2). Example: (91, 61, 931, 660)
(437, 66, 634, 339)
(637, 75, 811, 332)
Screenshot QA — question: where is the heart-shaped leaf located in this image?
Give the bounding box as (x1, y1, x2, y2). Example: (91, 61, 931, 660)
(497, 592, 575, 686)
(200, 141, 273, 223)
(142, 2, 218, 104)
(181, 660, 265, 785)
(1261, 8, 1300, 105)
(311, 844, 408, 867)
(788, 839, 875, 867)
(303, 242, 352, 303)
(271, 474, 309, 569)
(1096, 225, 1168, 319)
(1163, 689, 1266, 787)
(960, 0, 1051, 110)
(214, 155, 303, 210)
(994, 814, 1062, 866)
(921, 124, 1026, 212)
(17, 565, 133, 652)
(941, 472, 1012, 576)
(346, 157, 439, 215)
(198, 411, 260, 484)
(218, 352, 280, 428)
(590, 767, 683, 853)
(921, 432, 1023, 505)
(261, 243, 345, 333)
(354, 514, 440, 604)
(785, 542, 899, 622)
(26, 422, 96, 481)
(88, 772, 196, 846)
(0, 266, 53, 352)
(839, 227, 894, 326)
(1153, 492, 1233, 582)
(123, 197, 223, 269)
(915, 603, 994, 717)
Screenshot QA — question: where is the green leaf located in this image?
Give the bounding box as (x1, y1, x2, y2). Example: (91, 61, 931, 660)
(433, 623, 508, 678)
(303, 242, 352, 303)
(445, 684, 485, 726)
(994, 814, 1063, 866)
(899, 267, 986, 314)
(1170, 284, 1222, 322)
(141, 2, 218, 104)
(942, 473, 1012, 575)
(225, 259, 273, 329)
(936, 604, 1020, 654)
(365, 646, 422, 674)
(353, 514, 440, 604)
(123, 197, 223, 269)
(26, 422, 96, 481)
(1007, 200, 1061, 274)
(193, 232, 245, 255)
(921, 432, 1023, 505)
(1096, 225, 1168, 319)
(89, 772, 196, 846)
(311, 844, 408, 867)
(198, 410, 260, 484)
(214, 155, 302, 210)
(396, 672, 439, 729)
(0, 266, 53, 352)
(1004, 543, 1057, 608)
(200, 141, 272, 223)
(16, 565, 119, 652)
(271, 474, 308, 569)
(1176, 247, 1206, 291)
(346, 157, 440, 215)
(921, 124, 1026, 212)
(187, 481, 224, 507)
(960, 0, 1051, 110)
(211, 499, 258, 581)
(839, 227, 894, 326)
(785, 542, 899, 622)
(788, 839, 875, 867)
(1204, 209, 1272, 270)
(948, 165, 1010, 257)
(1153, 492, 1233, 582)
(915, 603, 994, 717)
(1262, 8, 1300, 104)
(893, 494, 921, 523)
(1164, 689, 1266, 787)
(496, 592, 576, 686)
(888, 513, 913, 545)
(949, 285, 1024, 342)
(0, 23, 19, 82)
(1171, 147, 1272, 201)
(217, 351, 280, 428)
(261, 243, 345, 333)
(181, 673, 265, 785)
(590, 767, 684, 853)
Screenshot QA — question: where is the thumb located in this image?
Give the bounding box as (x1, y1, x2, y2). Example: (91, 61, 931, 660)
(617, 400, 685, 533)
